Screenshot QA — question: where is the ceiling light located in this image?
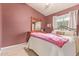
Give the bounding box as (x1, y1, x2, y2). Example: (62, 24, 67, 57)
(45, 3, 49, 5)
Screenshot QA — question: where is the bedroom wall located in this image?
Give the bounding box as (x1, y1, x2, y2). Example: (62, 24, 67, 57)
(2, 3, 45, 47)
(2, 4, 79, 47)
(0, 4, 2, 48)
(45, 4, 79, 32)
(77, 11, 79, 35)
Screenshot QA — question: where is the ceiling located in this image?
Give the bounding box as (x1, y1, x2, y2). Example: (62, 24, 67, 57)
(27, 3, 78, 16)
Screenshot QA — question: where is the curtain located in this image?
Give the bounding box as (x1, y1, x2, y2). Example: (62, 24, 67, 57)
(53, 16, 57, 30)
(53, 10, 78, 31)
(68, 10, 78, 29)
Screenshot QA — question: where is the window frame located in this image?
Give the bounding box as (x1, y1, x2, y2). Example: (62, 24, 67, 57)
(55, 14, 70, 30)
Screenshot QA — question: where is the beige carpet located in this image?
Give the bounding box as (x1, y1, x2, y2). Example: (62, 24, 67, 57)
(1, 48, 79, 56)
(0, 46, 37, 56)
(1, 47, 28, 56)
(0, 45, 79, 56)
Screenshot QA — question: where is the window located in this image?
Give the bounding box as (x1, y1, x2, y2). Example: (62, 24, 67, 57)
(53, 10, 78, 31)
(55, 14, 70, 30)
(32, 21, 41, 31)
(56, 14, 70, 30)
(35, 22, 41, 31)
(32, 23, 35, 30)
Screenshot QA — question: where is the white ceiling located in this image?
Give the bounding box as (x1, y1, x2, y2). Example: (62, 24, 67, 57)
(27, 3, 78, 16)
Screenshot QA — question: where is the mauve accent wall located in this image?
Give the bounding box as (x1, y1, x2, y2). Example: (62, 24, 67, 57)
(0, 4, 2, 48)
(2, 3, 45, 47)
(45, 4, 79, 32)
(77, 11, 79, 35)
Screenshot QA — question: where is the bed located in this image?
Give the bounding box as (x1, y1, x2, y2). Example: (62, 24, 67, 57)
(27, 32, 76, 56)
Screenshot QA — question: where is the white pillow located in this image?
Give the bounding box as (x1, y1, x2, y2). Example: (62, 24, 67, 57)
(51, 30, 65, 35)
(64, 30, 76, 36)
(52, 30, 76, 36)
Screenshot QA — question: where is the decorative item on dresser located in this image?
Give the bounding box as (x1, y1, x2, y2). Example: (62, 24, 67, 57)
(44, 23, 52, 33)
(43, 27, 52, 33)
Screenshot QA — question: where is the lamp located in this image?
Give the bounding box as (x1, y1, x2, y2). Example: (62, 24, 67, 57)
(45, 3, 49, 5)
(47, 24, 51, 27)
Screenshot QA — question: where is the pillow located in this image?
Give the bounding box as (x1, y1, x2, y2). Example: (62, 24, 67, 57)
(64, 30, 75, 36)
(52, 30, 76, 36)
(52, 30, 65, 35)
(56, 31, 65, 35)
(52, 30, 56, 34)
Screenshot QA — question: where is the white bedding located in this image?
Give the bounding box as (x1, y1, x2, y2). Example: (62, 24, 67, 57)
(27, 35, 76, 56)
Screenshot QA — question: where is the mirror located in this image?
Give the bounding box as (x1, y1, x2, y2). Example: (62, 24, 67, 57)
(31, 17, 42, 32)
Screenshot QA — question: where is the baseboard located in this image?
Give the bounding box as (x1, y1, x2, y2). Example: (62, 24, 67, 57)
(1, 42, 27, 51)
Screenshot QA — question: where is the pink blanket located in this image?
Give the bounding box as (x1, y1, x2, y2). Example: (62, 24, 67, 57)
(31, 32, 69, 48)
